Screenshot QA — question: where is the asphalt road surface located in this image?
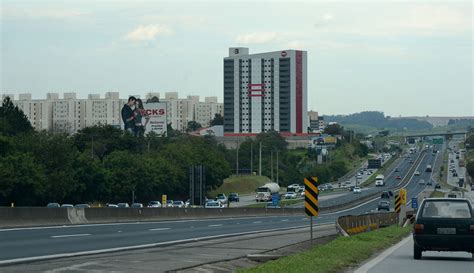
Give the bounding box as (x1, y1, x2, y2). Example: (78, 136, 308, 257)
(354, 236, 473, 273)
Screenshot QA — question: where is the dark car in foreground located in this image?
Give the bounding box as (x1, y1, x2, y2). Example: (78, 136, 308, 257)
(413, 198, 474, 259)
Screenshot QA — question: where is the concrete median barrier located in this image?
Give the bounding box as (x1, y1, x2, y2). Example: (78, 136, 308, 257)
(0, 207, 70, 228)
(0, 207, 304, 228)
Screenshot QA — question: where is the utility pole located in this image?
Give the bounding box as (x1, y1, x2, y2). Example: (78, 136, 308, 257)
(236, 142, 239, 175)
(250, 142, 253, 175)
(276, 150, 279, 184)
(259, 142, 262, 176)
(271, 150, 274, 181)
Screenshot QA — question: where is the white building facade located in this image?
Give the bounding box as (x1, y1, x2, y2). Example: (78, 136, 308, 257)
(223, 47, 308, 135)
(6, 92, 222, 134)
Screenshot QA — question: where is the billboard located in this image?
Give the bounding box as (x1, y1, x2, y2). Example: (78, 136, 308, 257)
(142, 102, 167, 136)
(311, 135, 337, 148)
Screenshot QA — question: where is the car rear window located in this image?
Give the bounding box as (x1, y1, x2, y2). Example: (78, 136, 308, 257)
(421, 201, 472, 219)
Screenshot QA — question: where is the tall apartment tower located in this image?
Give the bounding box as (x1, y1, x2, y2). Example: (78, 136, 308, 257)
(223, 47, 308, 135)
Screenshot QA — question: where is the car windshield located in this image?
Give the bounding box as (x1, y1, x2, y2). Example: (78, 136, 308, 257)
(421, 200, 472, 219)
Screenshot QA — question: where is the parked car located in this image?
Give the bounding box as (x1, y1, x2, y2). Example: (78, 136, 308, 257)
(165, 200, 174, 208)
(284, 192, 298, 199)
(205, 201, 223, 208)
(148, 201, 162, 208)
(117, 203, 130, 208)
(75, 204, 90, 208)
(377, 200, 390, 211)
(107, 204, 118, 208)
(353, 187, 362, 194)
(216, 193, 227, 205)
(46, 202, 60, 208)
(228, 193, 240, 202)
(61, 204, 73, 208)
(172, 201, 185, 208)
(131, 203, 143, 208)
(413, 198, 474, 259)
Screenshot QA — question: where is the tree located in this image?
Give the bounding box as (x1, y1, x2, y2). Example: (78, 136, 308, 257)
(0, 96, 33, 136)
(146, 96, 160, 103)
(210, 113, 224, 126)
(467, 161, 474, 180)
(0, 153, 46, 206)
(324, 124, 344, 136)
(186, 121, 202, 132)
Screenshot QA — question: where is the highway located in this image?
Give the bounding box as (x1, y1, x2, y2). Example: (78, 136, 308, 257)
(0, 148, 439, 269)
(354, 235, 473, 273)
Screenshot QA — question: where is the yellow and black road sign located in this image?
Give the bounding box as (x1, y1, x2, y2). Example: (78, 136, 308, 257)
(395, 194, 401, 213)
(304, 177, 319, 217)
(162, 194, 167, 206)
(400, 188, 407, 205)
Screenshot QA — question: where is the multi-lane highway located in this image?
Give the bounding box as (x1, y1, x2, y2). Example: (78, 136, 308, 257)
(0, 147, 439, 268)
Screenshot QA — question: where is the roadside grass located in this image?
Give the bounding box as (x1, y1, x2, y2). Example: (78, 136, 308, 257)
(239, 225, 412, 273)
(429, 190, 445, 198)
(209, 175, 271, 197)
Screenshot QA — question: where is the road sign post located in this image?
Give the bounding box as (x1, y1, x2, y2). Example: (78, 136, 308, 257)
(304, 176, 319, 244)
(411, 197, 418, 213)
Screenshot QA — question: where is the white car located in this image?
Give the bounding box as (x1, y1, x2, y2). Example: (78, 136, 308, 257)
(414, 171, 420, 176)
(172, 201, 185, 208)
(419, 179, 425, 185)
(284, 192, 298, 199)
(353, 187, 362, 194)
(205, 201, 224, 208)
(147, 201, 162, 208)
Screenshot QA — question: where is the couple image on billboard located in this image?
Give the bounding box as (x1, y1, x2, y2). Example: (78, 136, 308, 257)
(121, 96, 150, 137)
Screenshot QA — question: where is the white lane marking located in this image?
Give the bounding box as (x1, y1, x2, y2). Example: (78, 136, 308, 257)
(149, 228, 171, 231)
(0, 216, 282, 232)
(252, 221, 262, 224)
(208, 224, 222, 227)
(354, 236, 411, 273)
(51, 234, 90, 239)
(0, 224, 325, 266)
(281, 219, 289, 222)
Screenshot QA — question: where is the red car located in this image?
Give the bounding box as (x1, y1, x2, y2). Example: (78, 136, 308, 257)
(396, 175, 402, 180)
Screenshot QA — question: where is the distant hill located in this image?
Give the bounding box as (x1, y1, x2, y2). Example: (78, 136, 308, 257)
(324, 111, 433, 132)
(399, 116, 474, 127)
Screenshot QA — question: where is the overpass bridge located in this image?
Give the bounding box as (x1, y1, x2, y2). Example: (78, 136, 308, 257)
(404, 130, 468, 142)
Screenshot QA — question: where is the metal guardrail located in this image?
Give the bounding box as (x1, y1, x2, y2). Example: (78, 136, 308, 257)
(336, 212, 398, 236)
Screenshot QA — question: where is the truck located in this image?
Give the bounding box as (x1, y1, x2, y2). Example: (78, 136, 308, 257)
(255, 183, 280, 202)
(375, 174, 385, 187)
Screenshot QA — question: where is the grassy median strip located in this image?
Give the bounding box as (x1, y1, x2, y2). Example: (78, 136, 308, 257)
(429, 190, 445, 198)
(239, 225, 411, 273)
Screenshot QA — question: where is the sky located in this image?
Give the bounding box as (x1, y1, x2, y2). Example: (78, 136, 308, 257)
(1, 0, 472, 117)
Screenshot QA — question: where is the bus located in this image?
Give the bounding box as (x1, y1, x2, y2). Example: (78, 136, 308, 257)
(426, 165, 432, 172)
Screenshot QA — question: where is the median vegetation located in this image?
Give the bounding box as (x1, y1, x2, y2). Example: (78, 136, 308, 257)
(239, 225, 412, 273)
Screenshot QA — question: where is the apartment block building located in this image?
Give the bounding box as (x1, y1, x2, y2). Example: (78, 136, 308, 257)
(5, 92, 223, 134)
(223, 47, 308, 135)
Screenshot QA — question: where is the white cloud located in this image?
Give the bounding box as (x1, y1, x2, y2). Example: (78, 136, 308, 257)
(322, 13, 334, 22)
(235, 32, 278, 45)
(124, 24, 172, 41)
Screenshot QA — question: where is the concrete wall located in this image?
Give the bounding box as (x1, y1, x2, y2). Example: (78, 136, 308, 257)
(0, 207, 304, 228)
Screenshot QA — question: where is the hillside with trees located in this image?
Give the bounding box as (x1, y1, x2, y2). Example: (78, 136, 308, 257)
(324, 111, 433, 133)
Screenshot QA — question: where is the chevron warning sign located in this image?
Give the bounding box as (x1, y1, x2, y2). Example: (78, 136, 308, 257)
(304, 177, 320, 217)
(395, 194, 401, 213)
